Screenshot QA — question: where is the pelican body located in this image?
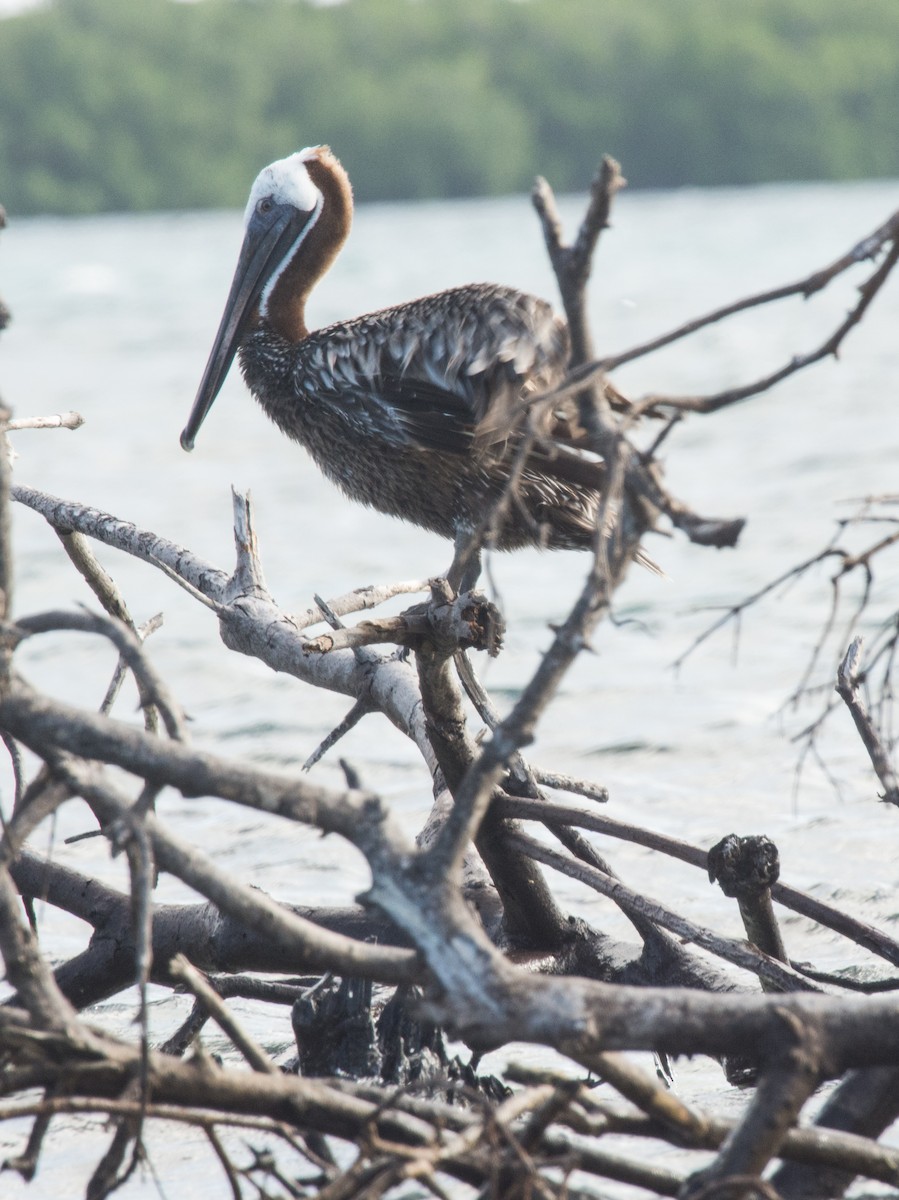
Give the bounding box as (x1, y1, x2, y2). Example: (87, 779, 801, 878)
(181, 146, 605, 557)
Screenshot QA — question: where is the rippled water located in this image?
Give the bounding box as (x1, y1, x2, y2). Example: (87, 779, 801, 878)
(2, 179, 899, 1194)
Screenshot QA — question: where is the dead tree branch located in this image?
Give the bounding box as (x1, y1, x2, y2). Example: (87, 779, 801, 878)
(836, 637, 899, 805)
(2, 162, 898, 1198)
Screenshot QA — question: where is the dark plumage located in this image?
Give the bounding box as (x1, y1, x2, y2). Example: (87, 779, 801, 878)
(181, 146, 620, 563)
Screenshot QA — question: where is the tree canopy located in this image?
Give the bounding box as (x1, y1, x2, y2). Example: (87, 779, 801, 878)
(1, 0, 898, 215)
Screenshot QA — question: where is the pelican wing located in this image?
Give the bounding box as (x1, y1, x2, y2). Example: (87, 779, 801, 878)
(292, 283, 569, 455)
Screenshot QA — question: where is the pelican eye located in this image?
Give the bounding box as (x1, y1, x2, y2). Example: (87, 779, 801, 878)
(257, 196, 275, 215)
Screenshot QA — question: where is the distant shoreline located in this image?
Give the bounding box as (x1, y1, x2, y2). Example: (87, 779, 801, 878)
(2, 0, 896, 218)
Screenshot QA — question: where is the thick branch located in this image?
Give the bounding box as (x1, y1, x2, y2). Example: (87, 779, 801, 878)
(415, 630, 569, 946)
(686, 1013, 824, 1195)
(10, 849, 408, 1009)
(10, 485, 434, 763)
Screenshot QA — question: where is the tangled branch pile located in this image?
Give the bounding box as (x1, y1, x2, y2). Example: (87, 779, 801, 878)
(0, 170, 898, 1199)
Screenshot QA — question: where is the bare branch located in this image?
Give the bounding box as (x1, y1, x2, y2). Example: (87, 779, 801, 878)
(533, 155, 626, 364)
(168, 955, 278, 1075)
(505, 827, 822, 992)
(3, 158, 899, 1196)
(10, 483, 434, 761)
(6, 411, 84, 432)
(291, 579, 429, 631)
(836, 637, 899, 805)
(592, 205, 899, 405)
(496, 793, 899, 968)
(635, 220, 899, 415)
(8, 609, 187, 741)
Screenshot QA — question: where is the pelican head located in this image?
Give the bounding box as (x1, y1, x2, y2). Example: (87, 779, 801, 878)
(180, 145, 352, 451)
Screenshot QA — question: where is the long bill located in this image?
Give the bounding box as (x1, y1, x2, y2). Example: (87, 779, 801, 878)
(180, 205, 304, 451)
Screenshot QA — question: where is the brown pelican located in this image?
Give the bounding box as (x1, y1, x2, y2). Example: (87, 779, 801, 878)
(181, 146, 638, 585)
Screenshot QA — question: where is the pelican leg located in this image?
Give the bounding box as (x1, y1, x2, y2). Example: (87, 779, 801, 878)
(446, 528, 482, 593)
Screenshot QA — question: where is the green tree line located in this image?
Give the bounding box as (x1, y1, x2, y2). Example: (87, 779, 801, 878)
(1, 0, 897, 216)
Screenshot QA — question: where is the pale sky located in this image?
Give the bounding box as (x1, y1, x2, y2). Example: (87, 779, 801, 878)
(0, 0, 43, 12)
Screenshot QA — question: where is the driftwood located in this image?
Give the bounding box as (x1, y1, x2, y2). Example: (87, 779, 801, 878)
(0, 161, 898, 1199)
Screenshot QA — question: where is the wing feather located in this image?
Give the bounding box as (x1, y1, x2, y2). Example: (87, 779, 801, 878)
(293, 283, 570, 455)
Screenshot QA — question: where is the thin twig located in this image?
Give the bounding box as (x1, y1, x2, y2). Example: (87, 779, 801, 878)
(6, 412, 84, 432)
(9, 609, 187, 741)
(169, 954, 278, 1075)
(521, 206, 899, 442)
(292, 580, 429, 631)
(303, 698, 372, 771)
(836, 637, 899, 805)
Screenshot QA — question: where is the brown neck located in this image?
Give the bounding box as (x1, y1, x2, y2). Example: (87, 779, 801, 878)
(265, 148, 353, 343)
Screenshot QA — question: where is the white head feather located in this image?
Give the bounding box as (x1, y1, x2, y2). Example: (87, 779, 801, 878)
(245, 149, 326, 315)
(244, 147, 323, 225)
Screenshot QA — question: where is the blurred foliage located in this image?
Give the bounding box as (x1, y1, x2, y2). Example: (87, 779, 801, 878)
(1, 0, 897, 215)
